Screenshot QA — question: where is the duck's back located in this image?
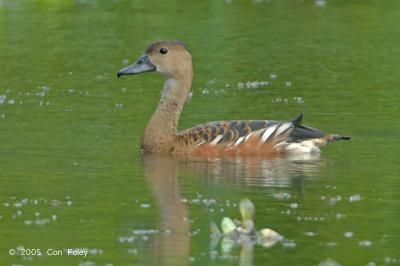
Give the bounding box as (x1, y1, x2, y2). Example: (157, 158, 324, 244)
(175, 113, 349, 157)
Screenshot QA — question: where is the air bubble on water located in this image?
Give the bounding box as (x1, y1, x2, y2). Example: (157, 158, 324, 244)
(304, 231, 317, 237)
(35, 218, 50, 225)
(273, 192, 292, 200)
(50, 200, 61, 207)
(344, 231, 353, 238)
(187, 91, 193, 101)
(335, 213, 346, 220)
(349, 194, 361, 202)
(118, 236, 135, 243)
(201, 88, 210, 94)
(318, 258, 341, 266)
(0, 95, 6, 104)
(128, 248, 138, 255)
(328, 195, 342, 205)
(315, 0, 326, 8)
(384, 257, 398, 264)
(88, 248, 103, 255)
(13, 202, 23, 208)
(293, 96, 304, 104)
(282, 239, 296, 248)
(325, 242, 338, 248)
(358, 240, 373, 247)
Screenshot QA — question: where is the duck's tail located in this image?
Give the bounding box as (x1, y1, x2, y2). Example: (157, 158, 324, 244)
(290, 112, 351, 143)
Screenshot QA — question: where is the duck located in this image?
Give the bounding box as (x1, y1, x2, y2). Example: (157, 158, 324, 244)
(117, 40, 350, 157)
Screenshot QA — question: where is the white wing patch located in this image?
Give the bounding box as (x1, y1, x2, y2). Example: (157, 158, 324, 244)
(234, 136, 245, 147)
(210, 135, 223, 145)
(275, 122, 292, 136)
(261, 124, 278, 143)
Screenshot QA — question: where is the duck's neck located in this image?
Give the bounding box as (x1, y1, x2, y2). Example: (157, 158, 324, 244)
(141, 75, 192, 152)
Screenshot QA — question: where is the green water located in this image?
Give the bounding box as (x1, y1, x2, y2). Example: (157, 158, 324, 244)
(1, 0, 399, 265)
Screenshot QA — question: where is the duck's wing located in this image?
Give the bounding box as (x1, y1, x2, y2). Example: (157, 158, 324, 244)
(177, 113, 349, 155)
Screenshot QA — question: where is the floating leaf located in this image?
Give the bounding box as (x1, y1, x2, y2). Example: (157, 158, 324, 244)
(221, 217, 237, 234)
(259, 228, 281, 248)
(239, 198, 255, 221)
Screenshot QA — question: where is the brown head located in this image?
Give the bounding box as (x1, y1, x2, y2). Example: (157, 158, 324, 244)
(117, 40, 193, 80)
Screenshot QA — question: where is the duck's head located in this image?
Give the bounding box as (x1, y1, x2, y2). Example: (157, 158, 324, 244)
(117, 40, 192, 79)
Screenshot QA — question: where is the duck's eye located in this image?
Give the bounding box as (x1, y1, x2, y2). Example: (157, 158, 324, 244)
(159, 47, 168, 55)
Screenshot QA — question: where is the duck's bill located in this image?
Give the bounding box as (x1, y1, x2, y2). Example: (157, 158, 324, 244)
(117, 54, 156, 77)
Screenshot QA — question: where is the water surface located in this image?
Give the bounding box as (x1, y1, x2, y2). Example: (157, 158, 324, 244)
(1, 0, 399, 265)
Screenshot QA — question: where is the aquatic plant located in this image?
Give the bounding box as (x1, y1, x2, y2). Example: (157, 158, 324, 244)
(210, 198, 282, 250)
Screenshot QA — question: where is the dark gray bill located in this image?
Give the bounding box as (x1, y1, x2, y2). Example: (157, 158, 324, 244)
(117, 53, 156, 78)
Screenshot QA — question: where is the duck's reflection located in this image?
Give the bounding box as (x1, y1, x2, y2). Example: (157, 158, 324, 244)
(142, 154, 190, 266)
(180, 153, 326, 188)
(141, 153, 325, 265)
